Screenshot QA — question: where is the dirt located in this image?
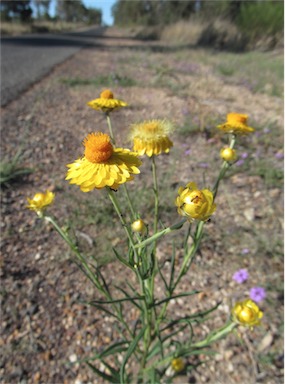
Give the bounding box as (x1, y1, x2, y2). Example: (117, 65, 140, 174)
(0, 28, 284, 384)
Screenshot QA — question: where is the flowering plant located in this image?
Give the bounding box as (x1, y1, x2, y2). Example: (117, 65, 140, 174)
(27, 90, 262, 383)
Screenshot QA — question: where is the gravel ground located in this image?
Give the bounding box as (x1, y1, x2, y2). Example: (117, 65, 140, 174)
(1, 28, 284, 384)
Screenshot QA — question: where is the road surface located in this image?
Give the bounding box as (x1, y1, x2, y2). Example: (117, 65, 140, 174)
(0, 27, 106, 107)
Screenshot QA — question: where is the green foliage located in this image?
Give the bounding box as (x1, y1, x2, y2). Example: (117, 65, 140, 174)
(112, 0, 196, 27)
(0, 0, 32, 22)
(237, 1, 284, 39)
(0, 153, 33, 187)
(56, 0, 101, 24)
(60, 73, 136, 88)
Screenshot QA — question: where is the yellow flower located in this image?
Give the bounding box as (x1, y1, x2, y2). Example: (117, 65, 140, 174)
(220, 147, 237, 162)
(217, 113, 254, 135)
(171, 357, 185, 373)
(27, 190, 55, 214)
(131, 219, 147, 234)
(232, 299, 263, 328)
(87, 89, 127, 113)
(129, 119, 173, 157)
(66, 132, 141, 192)
(175, 182, 216, 222)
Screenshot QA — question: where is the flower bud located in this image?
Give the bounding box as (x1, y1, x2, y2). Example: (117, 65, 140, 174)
(232, 299, 263, 327)
(131, 219, 146, 234)
(27, 190, 55, 215)
(171, 357, 185, 373)
(175, 182, 216, 222)
(220, 147, 237, 162)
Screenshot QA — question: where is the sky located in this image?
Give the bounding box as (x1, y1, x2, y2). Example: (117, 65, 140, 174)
(40, 0, 117, 25)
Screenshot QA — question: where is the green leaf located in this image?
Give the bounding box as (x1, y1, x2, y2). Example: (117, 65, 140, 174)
(113, 248, 135, 271)
(157, 262, 169, 291)
(120, 326, 146, 383)
(152, 290, 200, 307)
(85, 302, 120, 320)
(169, 241, 176, 290)
(99, 340, 130, 359)
(86, 361, 116, 382)
(90, 296, 144, 305)
(114, 285, 144, 310)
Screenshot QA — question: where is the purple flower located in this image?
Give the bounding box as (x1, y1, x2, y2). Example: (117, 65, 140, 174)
(233, 269, 249, 284)
(198, 162, 209, 168)
(275, 152, 284, 160)
(185, 149, 191, 155)
(241, 152, 248, 159)
(241, 248, 250, 255)
(235, 159, 245, 167)
(250, 287, 266, 303)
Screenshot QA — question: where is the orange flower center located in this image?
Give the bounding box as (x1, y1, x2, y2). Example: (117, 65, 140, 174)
(84, 133, 113, 163)
(227, 113, 248, 125)
(100, 89, 114, 99)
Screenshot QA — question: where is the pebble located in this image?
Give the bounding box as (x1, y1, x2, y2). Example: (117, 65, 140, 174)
(69, 354, 77, 363)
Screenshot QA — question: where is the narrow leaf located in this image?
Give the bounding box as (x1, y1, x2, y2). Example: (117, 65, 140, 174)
(86, 361, 115, 382)
(99, 340, 130, 359)
(120, 326, 146, 383)
(152, 290, 200, 307)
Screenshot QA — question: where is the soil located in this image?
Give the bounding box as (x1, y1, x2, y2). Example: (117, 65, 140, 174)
(1, 27, 284, 384)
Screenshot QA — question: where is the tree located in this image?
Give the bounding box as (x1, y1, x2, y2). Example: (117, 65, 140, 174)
(33, 0, 51, 19)
(0, 0, 32, 22)
(55, 0, 101, 24)
(112, 0, 196, 27)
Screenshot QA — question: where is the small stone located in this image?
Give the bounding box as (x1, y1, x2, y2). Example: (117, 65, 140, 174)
(69, 353, 77, 363)
(257, 333, 274, 353)
(224, 350, 234, 360)
(243, 208, 255, 221)
(35, 252, 41, 260)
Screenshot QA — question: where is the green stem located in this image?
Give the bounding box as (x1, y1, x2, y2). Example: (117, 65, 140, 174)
(107, 188, 139, 264)
(156, 220, 204, 325)
(192, 321, 237, 349)
(106, 113, 136, 220)
(134, 219, 186, 249)
(46, 215, 136, 339)
(106, 113, 115, 144)
(152, 156, 159, 236)
(44, 216, 100, 288)
(212, 134, 236, 199)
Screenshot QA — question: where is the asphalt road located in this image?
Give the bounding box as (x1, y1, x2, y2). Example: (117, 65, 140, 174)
(0, 26, 106, 107)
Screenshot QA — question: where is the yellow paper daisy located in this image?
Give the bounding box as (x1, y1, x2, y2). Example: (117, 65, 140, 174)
(66, 132, 141, 192)
(217, 113, 254, 135)
(232, 299, 263, 328)
(87, 89, 127, 113)
(129, 119, 173, 157)
(27, 190, 55, 214)
(175, 182, 216, 222)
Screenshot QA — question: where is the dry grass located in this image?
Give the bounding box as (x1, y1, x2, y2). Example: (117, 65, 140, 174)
(0, 21, 88, 36)
(160, 18, 246, 51)
(160, 19, 207, 46)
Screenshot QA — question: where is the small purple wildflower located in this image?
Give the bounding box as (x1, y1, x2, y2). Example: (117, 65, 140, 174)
(198, 162, 209, 168)
(185, 149, 191, 155)
(235, 159, 245, 167)
(275, 152, 284, 160)
(263, 127, 271, 134)
(241, 152, 248, 159)
(241, 248, 250, 255)
(250, 287, 266, 303)
(233, 269, 249, 284)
